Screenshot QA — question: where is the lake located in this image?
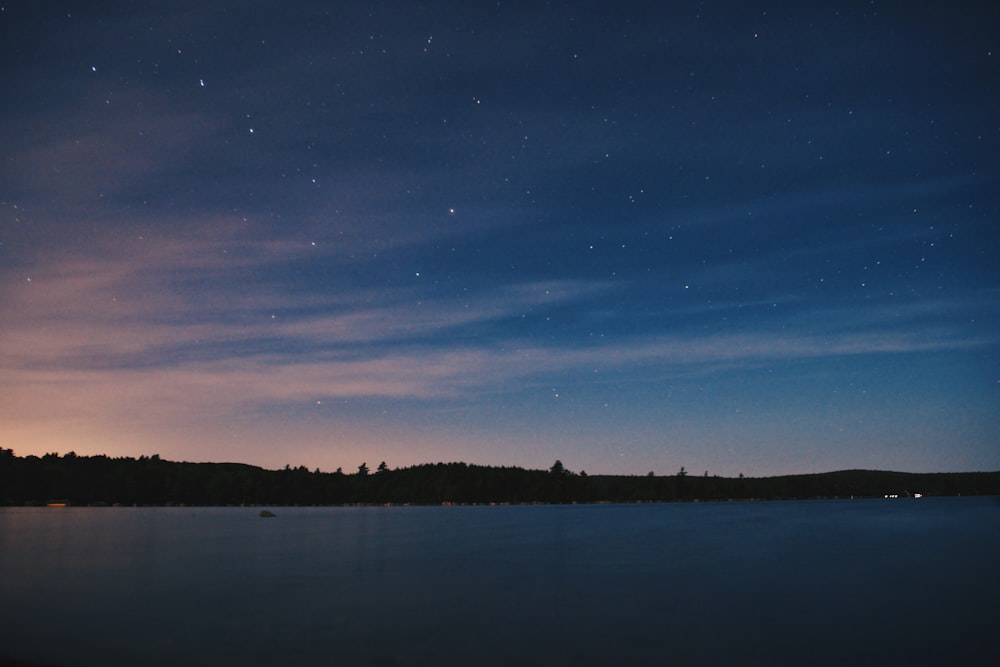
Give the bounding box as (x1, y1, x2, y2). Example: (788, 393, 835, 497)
(1, 497, 997, 666)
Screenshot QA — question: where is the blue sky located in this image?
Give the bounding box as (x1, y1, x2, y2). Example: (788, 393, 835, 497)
(1, 1, 997, 475)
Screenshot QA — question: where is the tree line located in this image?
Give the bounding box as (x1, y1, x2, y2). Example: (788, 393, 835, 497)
(1, 449, 997, 506)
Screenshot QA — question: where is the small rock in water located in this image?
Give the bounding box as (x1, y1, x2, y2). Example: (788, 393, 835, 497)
(259, 510, 276, 518)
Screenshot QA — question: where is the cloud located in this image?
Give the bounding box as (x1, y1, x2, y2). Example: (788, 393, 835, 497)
(4, 221, 990, 370)
(3, 315, 986, 447)
(3, 209, 994, 461)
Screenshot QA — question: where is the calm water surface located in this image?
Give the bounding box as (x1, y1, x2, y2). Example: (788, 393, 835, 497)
(1, 498, 997, 666)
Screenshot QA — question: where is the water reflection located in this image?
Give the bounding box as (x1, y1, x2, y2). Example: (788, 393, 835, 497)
(0, 499, 997, 666)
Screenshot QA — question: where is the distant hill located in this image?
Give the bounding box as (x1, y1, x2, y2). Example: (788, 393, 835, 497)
(1, 449, 997, 506)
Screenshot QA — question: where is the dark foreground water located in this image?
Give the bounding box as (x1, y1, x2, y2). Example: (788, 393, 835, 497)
(1, 497, 997, 667)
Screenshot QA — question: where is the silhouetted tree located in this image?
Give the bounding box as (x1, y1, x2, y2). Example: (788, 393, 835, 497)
(357, 462, 369, 476)
(377, 461, 388, 473)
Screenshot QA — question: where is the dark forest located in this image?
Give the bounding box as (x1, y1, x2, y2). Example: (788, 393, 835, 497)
(2, 449, 997, 507)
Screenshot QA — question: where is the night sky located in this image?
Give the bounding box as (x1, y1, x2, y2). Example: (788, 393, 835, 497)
(2, 2, 997, 476)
